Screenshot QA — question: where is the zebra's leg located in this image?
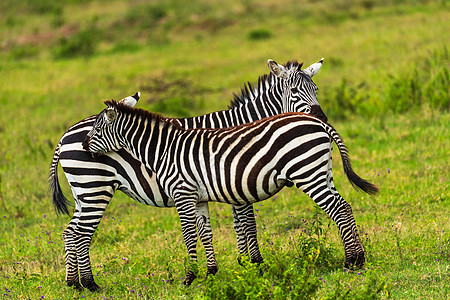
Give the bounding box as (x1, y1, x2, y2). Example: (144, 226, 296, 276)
(293, 176, 363, 270)
(175, 198, 199, 286)
(327, 164, 365, 269)
(233, 204, 264, 266)
(195, 202, 218, 276)
(310, 191, 361, 269)
(232, 205, 250, 265)
(63, 212, 83, 290)
(340, 196, 365, 268)
(330, 195, 364, 270)
(73, 197, 111, 292)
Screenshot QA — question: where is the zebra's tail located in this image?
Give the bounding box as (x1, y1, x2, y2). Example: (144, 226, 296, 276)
(49, 142, 73, 215)
(325, 123, 379, 195)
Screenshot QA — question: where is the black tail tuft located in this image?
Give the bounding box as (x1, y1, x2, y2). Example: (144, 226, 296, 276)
(342, 159, 379, 195)
(49, 145, 73, 216)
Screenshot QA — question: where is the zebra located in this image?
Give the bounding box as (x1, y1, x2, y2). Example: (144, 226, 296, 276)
(83, 100, 379, 286)
(50, 58, 327, 291)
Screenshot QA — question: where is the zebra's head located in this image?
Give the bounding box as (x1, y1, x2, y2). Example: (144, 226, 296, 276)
(83, 92, 140, 155)
(267, 58, 328, 123)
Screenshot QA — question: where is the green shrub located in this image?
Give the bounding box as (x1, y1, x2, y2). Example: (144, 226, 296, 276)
(384, 46, 449, 112)
(53, 26, 102, 59)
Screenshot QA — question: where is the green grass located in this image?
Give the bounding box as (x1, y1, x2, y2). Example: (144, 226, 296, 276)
(0, 0, 449, 298)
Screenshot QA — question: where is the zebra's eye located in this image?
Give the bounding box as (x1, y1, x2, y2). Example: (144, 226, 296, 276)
(93, 127, 102, 137)
(291, 88, 298, 93)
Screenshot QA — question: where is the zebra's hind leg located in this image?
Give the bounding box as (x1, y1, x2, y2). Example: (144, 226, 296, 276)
(63, 214, 83, 290)
(232, 205, 251, 266)
(318, 192, 362, 270)
(73, 198, 111, 292)
(74, 231, 100, 292)
(341, 198, 365, 269)
(233, 204, 264, 267)
(175, 198, 200, 286)
(295, 180, 363, 271)
(196, 202, 218, 277)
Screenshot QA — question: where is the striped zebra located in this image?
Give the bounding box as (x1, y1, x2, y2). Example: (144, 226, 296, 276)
(50, 58, 326, 291)
(83, 101, 379, 286)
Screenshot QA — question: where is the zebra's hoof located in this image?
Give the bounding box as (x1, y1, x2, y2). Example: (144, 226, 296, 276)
(183, 272, 197, 286)
(206, 265, 218, 276)
(67, 280, 84, 291)
(86, 282, 101, 292)
(355, 255, 365, 269)
(81, 278, 101, 292)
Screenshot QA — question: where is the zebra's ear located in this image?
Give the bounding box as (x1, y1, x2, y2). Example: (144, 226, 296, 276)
(303, 57, 324, 77)
(105, 107, 117, 123)
(118, 92, 140, 107)
(268, 59, 288, 79)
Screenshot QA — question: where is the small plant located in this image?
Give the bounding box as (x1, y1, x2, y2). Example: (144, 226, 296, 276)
(282, 206, 340, 271)
(202, 251, 321, 300)
(248, 28, 272, 40)
(109, 42, 143, 54)
(125, 4, 167, 29)
(326, 271, 390, 300)
(8, 45, 39, 60)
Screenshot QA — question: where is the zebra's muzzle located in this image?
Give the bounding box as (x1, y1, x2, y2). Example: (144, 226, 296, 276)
(82, 138, 105, 158)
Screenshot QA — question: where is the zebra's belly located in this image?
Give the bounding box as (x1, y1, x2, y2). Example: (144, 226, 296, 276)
(202, 176, 287, 205)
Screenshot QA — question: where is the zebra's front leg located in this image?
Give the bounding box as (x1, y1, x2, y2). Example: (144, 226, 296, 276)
(196, 202, 218, 276)
(175, 199, 200, 286)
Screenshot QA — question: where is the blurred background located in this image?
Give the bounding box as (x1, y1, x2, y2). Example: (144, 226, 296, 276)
(0, 0, 448, 298)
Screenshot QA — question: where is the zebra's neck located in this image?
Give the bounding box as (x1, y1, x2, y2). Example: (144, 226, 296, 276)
(119, 113, 182, 173)
(177, 75, 283, 129)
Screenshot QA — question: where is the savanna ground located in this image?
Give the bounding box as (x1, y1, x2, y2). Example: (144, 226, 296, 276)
(0, 0, 449, 299)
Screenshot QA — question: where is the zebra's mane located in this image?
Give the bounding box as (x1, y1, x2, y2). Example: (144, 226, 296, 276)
(104, 100, 182, 129)
(228, 60, 304, 109)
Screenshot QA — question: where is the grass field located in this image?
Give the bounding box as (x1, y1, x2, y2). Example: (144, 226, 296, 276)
(0, 0, 449, 299)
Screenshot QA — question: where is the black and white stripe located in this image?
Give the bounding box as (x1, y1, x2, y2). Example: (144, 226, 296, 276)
(50, 59, 326, 291)
(84, 101, 378, 286)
